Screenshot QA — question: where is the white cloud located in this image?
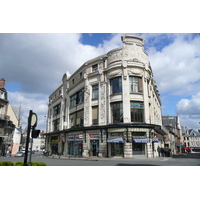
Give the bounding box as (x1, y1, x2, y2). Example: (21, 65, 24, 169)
(148, 34, 200, 95)
(176, 93, 200, 115)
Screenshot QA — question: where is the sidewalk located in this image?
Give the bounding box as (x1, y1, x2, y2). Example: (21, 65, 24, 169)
(46, 155, 173, 161)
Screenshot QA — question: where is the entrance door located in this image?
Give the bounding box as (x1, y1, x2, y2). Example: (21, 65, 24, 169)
(90, 140, 99, 156)
(132, 143, 145, 157)
(51, 143, 58, 155)
(111, 143, 124, 156)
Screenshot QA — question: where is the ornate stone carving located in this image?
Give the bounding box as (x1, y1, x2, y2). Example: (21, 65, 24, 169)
(84, 85, 90, 124)
(107, 69, 122, 79)
(128, 69, 143, 76)
(100, 82, 106, 123)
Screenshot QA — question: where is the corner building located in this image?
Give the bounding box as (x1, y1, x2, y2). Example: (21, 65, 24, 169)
(45, 35, 167, 158)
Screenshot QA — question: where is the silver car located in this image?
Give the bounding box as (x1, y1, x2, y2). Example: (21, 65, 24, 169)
(15, 152, 24, 157)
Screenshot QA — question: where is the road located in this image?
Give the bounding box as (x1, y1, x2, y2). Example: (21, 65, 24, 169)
(1, 152, 200, 166)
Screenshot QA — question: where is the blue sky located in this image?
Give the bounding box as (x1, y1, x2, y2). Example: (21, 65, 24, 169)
(1, 33, 200, 132)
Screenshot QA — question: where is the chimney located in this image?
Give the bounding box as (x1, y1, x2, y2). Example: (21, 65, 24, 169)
(0, 78, 5, 88)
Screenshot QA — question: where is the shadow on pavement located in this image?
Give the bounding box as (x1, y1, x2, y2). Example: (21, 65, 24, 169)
(116, 163, 159, 166)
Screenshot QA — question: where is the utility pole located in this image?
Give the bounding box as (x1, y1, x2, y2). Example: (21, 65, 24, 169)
(23, 110, 40, 166)
(24, 110, 32, 166)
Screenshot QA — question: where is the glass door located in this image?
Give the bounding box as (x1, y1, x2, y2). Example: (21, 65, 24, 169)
(111, 143, 124, 156)
(132, 143, 145, 156)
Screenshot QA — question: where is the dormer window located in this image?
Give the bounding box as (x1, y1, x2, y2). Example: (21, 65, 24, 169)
(92, 64, 98, 72)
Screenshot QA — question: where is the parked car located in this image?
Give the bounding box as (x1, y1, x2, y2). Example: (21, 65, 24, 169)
(15, 152, 24, 157)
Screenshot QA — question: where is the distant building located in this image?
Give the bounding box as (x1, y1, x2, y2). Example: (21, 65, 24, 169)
(181, 126, 200, 152)
(0, 79, 18, 156)
(45, 34, 169, 158)
(162, 115, 182, 153)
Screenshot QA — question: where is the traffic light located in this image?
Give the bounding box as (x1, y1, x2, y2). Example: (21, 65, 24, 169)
(31, 129, 40, 138)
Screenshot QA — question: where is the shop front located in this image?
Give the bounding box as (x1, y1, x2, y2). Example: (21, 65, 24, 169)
(67, 135, 83, 157)
(50, 136, 59, 155)
(132, 136, 148, 157)
(90, 135, 99, 157)
(107, 135, 124, 157)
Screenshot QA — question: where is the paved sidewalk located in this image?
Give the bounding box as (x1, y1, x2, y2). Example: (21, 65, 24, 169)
(46, 155, 174, 161)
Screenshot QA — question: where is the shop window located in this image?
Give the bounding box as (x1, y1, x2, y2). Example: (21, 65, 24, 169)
(129, 76, 143, 93)
(110, 77, 122, 94)
(92, 106, 98, 125)
(92, 64, 98, 72)
(111, 102, 123, 123)
(92, 84, 99, 99)
(53, 104, 61, 116)
(130, 102, 144, 123)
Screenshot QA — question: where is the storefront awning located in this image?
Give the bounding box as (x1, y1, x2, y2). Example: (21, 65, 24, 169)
(107, 136, 124, 143)
(132, 136, 148, 143)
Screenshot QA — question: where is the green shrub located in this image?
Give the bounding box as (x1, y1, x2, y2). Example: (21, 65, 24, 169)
(0, 161, 47, 166)
(0, 161, 14, 166)
(15, 162, 24, 166)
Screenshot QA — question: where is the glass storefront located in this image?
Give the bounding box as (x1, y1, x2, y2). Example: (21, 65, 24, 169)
(67, 135, 83, 157)
(50, 136, 59, 154)
(132, 133, 147, 157)
(111, 143, 124, 156)
(51, 143, 58, 154)
(132, 143, 145, 156)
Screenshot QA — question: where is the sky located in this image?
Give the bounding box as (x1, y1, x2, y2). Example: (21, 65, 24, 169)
(1, 33, 200, 132)
(1, 0, 200, 196)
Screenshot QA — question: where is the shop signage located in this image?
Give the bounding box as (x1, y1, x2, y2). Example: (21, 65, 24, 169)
(90, 135, 99, 140)
(152, 137, 159, 143)
(133, 138, 148, 143)
(68, 136, 74, 141)
(130, 103, 144, 109)
(52, 139, 59, 142)
(75, 135, 83, 141)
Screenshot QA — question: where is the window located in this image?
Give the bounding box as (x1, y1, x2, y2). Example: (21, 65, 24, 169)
(70, 94, 77, 107)
(70, 89, 84, 107)
(53, 104, 61, 116)
(92, 84, 99, 99)
(130, 102, 144, 123)
(76, 110, 84, 125)
(110, 77, 122, 94)
(129, 76, 143, 93)
(69, 110, 84, 128)
(92, 106, 98, 125)
(111, 102, 123, 123)
(92, 64, 98, 72)
(53, 118, 60, 131)
(80, 72, 83, 78)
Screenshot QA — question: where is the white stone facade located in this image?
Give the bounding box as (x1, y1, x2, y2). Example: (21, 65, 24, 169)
(46, 35, 168, 158)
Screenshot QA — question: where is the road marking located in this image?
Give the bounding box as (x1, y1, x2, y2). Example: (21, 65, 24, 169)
(161, 158, 168, 161)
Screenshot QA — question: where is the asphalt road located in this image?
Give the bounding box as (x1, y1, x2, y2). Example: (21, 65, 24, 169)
(1, 152, 200, 166)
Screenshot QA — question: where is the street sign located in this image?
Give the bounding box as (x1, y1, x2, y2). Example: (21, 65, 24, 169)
(31, 113, 37, 128)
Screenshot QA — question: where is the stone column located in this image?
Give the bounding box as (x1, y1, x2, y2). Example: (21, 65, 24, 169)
(82, 132, 90, 157)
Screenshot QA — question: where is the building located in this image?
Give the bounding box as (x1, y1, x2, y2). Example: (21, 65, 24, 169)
(0, 79, 16, 156)
(6, 103, 22, 155)
(45, 34, 169, 158)
(181, 126, 200, 152)
(162, 115, 182, 154)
